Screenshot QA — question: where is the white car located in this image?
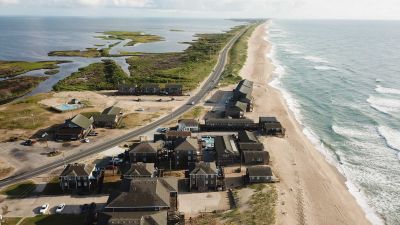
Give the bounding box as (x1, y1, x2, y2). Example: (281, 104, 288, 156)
(55, 203, 65, 214)
(39, 204, 49, 214)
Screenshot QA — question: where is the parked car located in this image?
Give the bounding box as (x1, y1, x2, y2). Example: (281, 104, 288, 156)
(136, 108, 144, 112)
(157, 127, 169, 133)
(88, 132, 98, 137)
(80, 204, 89, 214)
(188, 101, 195, 105)
(55, 203, 65, 214)
(82, 138, 90, 143)
(39, 204, 49, 214)
(22, 139, 36, 146)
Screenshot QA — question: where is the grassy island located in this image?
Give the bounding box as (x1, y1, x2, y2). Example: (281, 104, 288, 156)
(48, 48, 103, 58)
(53, 59, 127, 91)
(0, 76, 48, 104)
(0, 60, 68, 78)
(96, 31, 163, 46)
(52, 23, 254, 92)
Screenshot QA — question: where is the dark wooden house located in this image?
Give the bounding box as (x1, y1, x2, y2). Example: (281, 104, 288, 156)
(259, 117, 285, 136)
(246, 165, 273, 183)
(174, 137, 201, 169)
(59, 163, 95, 190)
(189, 162, 218, 192)
(122, 163, 155, 180)
(215, 135, 240, 166)
(129, 141, 164, 163)
(242, 151, 270, 165)
(92, 106, 123, 128)
(54, 114, 93, 141)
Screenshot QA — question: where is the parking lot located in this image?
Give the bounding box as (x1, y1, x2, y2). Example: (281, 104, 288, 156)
(0, 195, 108, 217)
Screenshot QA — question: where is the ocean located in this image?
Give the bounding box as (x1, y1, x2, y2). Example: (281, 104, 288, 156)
(0, 17, 241, 95)
(268, 20, 400, 225)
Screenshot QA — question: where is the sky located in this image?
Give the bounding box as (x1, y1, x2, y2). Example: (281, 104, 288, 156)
(0, 0, 400, 19)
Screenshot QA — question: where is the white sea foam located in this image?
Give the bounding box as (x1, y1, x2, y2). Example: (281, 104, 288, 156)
(303, 55, 329, 63)
(377, 126, 400, 152)
(345, 180, 385, 225)
(367, 95, 400, 115)
(267, 21, 384, 225)
(332, 124, 376, 139)
(314, 65, 338, 71)
(375, 85, 400, 95)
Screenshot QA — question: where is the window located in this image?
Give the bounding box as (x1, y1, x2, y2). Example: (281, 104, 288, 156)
(188, 156, 192, 160)
(84, 182, 87, 186)
(78, 182, 81, 187)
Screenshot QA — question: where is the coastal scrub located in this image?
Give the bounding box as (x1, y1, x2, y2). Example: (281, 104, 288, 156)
(0, 60, 68, 78)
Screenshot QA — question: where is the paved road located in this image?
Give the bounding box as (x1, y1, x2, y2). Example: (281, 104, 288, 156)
(0, 26, 249, 188)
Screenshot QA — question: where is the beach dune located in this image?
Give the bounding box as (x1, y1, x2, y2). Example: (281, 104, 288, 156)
(241, 22, 372, 225)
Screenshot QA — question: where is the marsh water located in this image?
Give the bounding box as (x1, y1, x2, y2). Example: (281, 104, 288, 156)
(0, 17, 242, 95)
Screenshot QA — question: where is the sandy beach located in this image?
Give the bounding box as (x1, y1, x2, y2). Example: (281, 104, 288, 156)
(241, 22, 372, 225)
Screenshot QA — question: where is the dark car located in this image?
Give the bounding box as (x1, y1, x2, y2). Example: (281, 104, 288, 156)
(22, 139, 36, 146)
(80, 204, 89, 214)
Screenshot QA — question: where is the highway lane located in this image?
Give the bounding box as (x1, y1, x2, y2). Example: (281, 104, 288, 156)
(0, 26, 248, 188)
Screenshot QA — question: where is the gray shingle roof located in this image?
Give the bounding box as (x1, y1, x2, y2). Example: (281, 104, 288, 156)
(106, 178, 177, 210)
(131, 141, 164, 153)
(190, 162, 217, 175)
(238, 130, 259, 143)
(60, 163, 94, 177)
(247, 165, 273, 177)
(215, 135, 238, 155)
(174, 138, 199, 152)
(124, 163, 155, 177)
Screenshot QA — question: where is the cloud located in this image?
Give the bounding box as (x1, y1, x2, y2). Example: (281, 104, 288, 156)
(0, 0, 18, 5)
(2, 0, 153, 8)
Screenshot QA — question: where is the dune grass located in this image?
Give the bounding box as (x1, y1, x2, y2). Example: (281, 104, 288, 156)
(0, 93, 54, 130)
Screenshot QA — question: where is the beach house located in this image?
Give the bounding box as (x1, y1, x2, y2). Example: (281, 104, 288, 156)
(174, 137, 201, 169)
(122, 163, 156, 180)
(92, 106, 123, 128)
(189, 162, 218, 192)
(54, 114, 93, 141)
(129, 141, 164, 163)
(59, 163, 96, 190)
(214, 135, 240, 166)
(246, 165, 273, 183)
(177, 119, 200, 132)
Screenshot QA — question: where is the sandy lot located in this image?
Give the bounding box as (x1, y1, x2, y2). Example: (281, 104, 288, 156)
(240, 22, 372, 225)
(178, 192, 229, 218)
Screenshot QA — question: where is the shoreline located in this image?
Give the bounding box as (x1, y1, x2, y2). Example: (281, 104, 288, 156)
(241, 21, 376, 225)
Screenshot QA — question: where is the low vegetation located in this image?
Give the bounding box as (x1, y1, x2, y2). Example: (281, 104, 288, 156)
(0, 60, 68, 78)
(125, 26, 247, 91)
(220, 21, 262, 85)
(48, 48, 102, 57)
(0, 93, 56, 130)
(0, 76, 48, 104)
(96, 31, 163, 46)
(18, 215, 85, 225)
(0, 181, 36, 198)
(119, 112, 163, 129)
(53, 59, 127, 91)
